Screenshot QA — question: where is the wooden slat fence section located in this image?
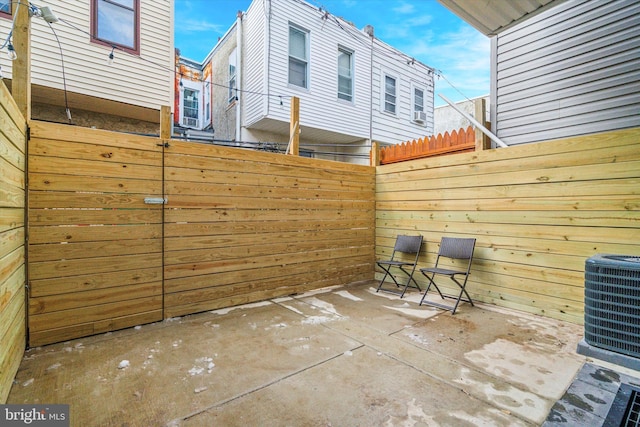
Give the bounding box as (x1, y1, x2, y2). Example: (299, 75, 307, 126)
(379, 126, 476, 164)
(163, 140, 375, 318)
(27, 121, 164, 346)
(376, 128, 640, 324)
(0, 81, 27, 403)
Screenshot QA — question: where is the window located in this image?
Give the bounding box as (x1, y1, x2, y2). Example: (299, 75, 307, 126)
(384, 75, 397, 114)
(91, 0, 139, 54)
(414, 87, 424, 113)
(288, 24, 309, 88)
(183, 88, 199, 128)
(337, 47, 353, 101)
(0, 1, 11, 18)
(228, 48, 237, 103)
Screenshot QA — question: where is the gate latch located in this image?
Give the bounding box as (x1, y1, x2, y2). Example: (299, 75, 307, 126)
(144, 197, 167, 205)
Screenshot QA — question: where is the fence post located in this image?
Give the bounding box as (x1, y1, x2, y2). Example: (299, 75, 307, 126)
(474, 98, 490, 151)
(370, 141, 380, 166)
(12, 2, 31, 121)
(288, 96, 300, 156)
(160, 105, 171, 140)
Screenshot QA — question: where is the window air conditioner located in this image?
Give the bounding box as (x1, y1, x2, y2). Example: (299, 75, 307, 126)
(183, 117, 199, 128)
(413, 111, 426, 123)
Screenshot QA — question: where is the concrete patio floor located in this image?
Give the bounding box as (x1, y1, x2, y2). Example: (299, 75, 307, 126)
(6, 280, 632, 426)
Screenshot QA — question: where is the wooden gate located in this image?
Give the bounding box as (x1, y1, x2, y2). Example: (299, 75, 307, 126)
(26, 121, 376, 346)
(27, 122, 164, 346)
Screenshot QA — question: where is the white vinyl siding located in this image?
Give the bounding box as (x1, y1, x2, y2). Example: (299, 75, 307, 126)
(232, 0, 434, 147)
(0, 0, 173, 111)
(371, 39, 434, 142)
(288, 24, 309, 88)
(337, 47, 353, 102)
(493, 0, 640, 145)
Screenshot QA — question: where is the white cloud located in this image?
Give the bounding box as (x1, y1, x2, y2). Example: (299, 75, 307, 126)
(393, 2, 415, 14)
(177, 19, 226, 34)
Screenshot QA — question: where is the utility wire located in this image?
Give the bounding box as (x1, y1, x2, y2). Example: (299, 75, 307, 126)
(45, 20, 71, 123)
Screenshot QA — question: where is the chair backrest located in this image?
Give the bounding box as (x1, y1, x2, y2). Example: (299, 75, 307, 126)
(394, 235, 423, 254)
(438, 237, 476, 261)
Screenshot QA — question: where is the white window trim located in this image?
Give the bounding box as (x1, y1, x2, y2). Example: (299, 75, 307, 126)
(288, 23, 310, 90)
(228, 47, 237, 103)
(382, 72, 398, 116)
(411, 83, 427, 126)
(337, 46, 354, 103)
(180, 80, 203, 130)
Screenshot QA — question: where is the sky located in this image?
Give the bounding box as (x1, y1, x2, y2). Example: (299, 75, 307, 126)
(174, 0, 490, 107)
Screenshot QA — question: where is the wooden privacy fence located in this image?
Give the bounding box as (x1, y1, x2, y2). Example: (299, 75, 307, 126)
(27, 121, 375, 346)
(0, 82, 27, 403)
(375, 128, 640, 324)
(377, 126, 476, 165)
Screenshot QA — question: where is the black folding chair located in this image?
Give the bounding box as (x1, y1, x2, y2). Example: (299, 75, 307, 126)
(376, 235, 423, 298)
(419, 237, 476, 314)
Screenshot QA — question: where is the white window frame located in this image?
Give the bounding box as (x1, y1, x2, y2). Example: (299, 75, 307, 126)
(337, 46, 354, 102)
(382, 73, 397, 115)
(288, 23, 309, 89)
(228, 47, 237, 103)
(180, 82, 201, 129)
(412, 83, 427, 125)
(412, 85, 425, 113)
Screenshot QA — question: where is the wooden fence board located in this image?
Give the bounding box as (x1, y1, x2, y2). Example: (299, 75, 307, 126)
(29, 192, 159, 209)
(29, 156, 161, 180)
(29, 172, 161, 194)
(29, 238, 161, 262)
(164, 219, 372, 237)
(29, 282, 162, 315)
(165, 166, 375, 192)
(29, 209, 161, 226)
(28, 310, 163, 347)
(29, 267, 162, 298)
(28, 224, 162, 244)
(164, 209, 372, 225)
(29, 138, 163, 166)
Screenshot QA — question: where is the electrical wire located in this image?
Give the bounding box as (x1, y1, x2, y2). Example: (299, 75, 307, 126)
(45, 20, 72, 123)
(55, 15, 288, 103)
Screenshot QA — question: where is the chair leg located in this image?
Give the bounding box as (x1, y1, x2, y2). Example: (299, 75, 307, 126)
(450, 277, 474, 314)
(419, 273, 445, 306)
(376, 265, 406, 293)
(376, 265, 392, 293)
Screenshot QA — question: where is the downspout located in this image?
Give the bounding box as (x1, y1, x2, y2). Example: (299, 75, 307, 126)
(236, 11, 243, 142)
(264, 0, 272, 119)
(369, 32, 374, 145)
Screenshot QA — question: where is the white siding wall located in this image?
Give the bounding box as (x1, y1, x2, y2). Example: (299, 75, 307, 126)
(493, 0, 640, 145)
(371, 40, 434, 144)
(243, 0, 267, 127)
(262, 0, 371, 139)
(0, 0, 173, 111)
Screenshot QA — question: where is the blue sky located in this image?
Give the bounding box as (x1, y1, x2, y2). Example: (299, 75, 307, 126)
(174, 0, 490, 107)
